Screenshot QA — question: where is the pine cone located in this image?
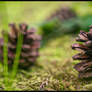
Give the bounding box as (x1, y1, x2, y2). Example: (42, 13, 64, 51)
(46, 7, 77, 21)
(41, 7, 79, 38)
(0, 23, 41, 68)
(71, 25, 92, 79)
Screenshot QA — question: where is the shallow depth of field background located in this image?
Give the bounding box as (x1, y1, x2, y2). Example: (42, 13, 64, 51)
(0, 1, 92, 91)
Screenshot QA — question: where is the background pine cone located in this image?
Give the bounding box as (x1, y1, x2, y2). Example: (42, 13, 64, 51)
(0, 23, 41, 68)
(72, 25, 92, 79)
(46, 7, 77, 21)
(40, 6, 80, 38)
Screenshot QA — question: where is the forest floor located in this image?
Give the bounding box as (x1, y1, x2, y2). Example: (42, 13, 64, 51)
(0, 2, 92, 91)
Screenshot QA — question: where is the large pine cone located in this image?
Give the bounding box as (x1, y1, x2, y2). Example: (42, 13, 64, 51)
(46, 7, 77, 21)
(72, 25, 92, 79)
(0, 23, 41, 68)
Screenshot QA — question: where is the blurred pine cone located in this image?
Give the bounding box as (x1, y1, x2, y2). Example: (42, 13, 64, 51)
(46, 7, 77, 21)
(0, 23, 41, 68)
(72, 25, 92, 78)
(41, 7, 80, 39)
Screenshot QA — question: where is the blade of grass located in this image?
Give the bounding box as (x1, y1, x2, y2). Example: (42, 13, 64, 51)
(0, 2, 24, 90)
(0, 2, 9, 90)
(9, 31, 24, 89)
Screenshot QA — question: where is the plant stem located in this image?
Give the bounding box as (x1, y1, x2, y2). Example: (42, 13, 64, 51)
(9, 32, 23, 88)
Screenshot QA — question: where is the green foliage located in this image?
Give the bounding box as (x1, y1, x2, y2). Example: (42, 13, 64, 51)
(80, 14, 92, 31)
(40, 17, 81, 44)
(40, 19, 58, 36)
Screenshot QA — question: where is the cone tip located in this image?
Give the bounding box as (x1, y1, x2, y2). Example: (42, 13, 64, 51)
(9, 23, 15, 27)
(89, 25, 92, 28)
(89, 25, 92, 32)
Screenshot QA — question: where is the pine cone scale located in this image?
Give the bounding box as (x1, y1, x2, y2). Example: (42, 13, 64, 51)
(74, 60, 92, 72)
(79, 72, 92, 78)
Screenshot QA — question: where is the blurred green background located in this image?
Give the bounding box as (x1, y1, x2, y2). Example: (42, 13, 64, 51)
(0, 1, 92, 91)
